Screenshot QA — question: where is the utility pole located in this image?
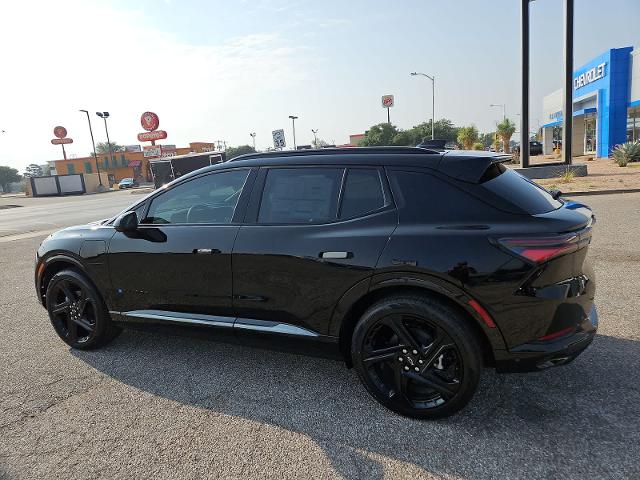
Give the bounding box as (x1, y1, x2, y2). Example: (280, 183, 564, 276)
(311, 129, 318, 147)
(562, 0, 574, 165)
(249, 132, 256, 150)
(521, 0, 531, 168)
(79, 109, 102, 185)
(96, 112, 115, 172)
(410, 72, 435, 139)
(289, 115, 298, 150)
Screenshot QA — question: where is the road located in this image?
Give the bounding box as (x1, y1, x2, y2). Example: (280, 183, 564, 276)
(0, 190, 142, 239)
(0, 192, 639, 479)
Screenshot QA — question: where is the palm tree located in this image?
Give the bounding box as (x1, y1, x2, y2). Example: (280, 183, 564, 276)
(496, 119, 516, 153)
(96, 142, 124, 154)
(457, 125, 479, 150)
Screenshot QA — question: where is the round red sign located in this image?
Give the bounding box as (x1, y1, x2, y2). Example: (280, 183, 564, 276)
(141, 112, 160, 132)
(53, 126, 67, 139)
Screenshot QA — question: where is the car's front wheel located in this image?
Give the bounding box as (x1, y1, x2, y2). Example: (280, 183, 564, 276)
(45, 269, 121, 349)
(351, 295, 482, 419)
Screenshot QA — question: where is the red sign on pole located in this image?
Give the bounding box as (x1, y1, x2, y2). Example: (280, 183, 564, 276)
(51, 137, 73, 145)
(141, 112, 160, 131)
(53, 126, 68, 139)
(137, 130, 168, 142)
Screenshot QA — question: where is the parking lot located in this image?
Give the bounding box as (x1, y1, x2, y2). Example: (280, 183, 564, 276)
(1, 192, 639, 479)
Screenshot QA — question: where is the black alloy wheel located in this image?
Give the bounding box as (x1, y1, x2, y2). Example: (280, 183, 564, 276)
(352, 295, 482, 419)
(45, 269, 120, 349)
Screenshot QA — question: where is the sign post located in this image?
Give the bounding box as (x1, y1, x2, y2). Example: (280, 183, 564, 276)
(137, 112, 167, 146)
(272, 129, 286, 150)
(51, 126, 73, 161)
(381, 95, 394, 124)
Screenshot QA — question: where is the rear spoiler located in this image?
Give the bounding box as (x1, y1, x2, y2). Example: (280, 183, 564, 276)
(437, 153, 512, 183)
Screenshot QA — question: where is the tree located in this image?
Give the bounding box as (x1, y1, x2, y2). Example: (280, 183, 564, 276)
(312, 137, 330, 149)
(96, 142, 124, 154)
(226, 145, 256, 159)
(23, 164, 43, 178)
(457, 125, 479, 150)
(479, 132, 495, 149)
(496, 118, 517, 153)
(359, 123, 399, 146)
(0, 166, 21, 193)
(416, 119, 459, 144)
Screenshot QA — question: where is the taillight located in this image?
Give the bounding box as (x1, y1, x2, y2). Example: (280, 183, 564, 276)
(496, 233, 581, 264)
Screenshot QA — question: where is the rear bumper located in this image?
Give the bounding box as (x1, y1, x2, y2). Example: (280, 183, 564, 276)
(494, 304, 598, 373)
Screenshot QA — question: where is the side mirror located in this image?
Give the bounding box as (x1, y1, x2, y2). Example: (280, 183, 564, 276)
(114, 211, 139, 233)
(550, 189, 562, 200)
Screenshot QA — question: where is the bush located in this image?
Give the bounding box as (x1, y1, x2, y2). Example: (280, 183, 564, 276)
(612, 141, 640, 167)
(472, 142, 484, 150)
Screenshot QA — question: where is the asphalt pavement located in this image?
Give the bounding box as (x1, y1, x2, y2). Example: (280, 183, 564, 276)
(0, 192, 639, 479)
(0, 190, 142, 239)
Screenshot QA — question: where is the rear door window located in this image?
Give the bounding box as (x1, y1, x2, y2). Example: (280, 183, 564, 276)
(388, 170, 495, 222)
(258, 168, 343, 224)
(339, 169, 385, 219)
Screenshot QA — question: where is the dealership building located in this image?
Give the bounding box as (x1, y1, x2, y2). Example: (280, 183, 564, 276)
(541, 46, 640, 158)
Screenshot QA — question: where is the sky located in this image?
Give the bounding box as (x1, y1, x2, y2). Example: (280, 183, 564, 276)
(0, 0, 638, 172)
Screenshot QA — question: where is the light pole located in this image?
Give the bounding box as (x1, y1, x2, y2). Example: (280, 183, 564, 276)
(311, 129, 318, 147)
(490, 104, 506, 121)
(289, 115, 298, 150)
(410, 72, 435, 140)
(249, 132, 256, 150)
(95, 112, 114, 174)
(79, 109, 102, 186)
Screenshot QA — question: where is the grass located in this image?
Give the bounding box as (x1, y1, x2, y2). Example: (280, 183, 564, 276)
(559, 168, 575, 184)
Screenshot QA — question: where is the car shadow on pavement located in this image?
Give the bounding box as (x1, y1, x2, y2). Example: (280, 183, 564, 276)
(72, 330, 640, 479)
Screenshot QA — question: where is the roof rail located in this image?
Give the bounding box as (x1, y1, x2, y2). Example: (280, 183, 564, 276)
(230, 146, 440, 162)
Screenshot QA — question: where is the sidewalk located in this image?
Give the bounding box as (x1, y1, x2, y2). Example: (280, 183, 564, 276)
(527, 156, 640, 194)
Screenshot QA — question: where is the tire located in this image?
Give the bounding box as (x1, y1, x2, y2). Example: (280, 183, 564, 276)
(351, 294, 482, 419)
(45, 269, 121, 350)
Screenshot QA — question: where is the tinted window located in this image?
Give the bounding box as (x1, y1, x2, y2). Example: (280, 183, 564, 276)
(340, 169, 385, 219)
(388, 170, 495, 222)
(144, 169, 249, 224)
(258, 168, 343, 224)
(481, 166, 562, 214)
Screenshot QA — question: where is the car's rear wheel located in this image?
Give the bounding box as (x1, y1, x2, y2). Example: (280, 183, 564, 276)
(45, 269, 121, 349)
(351, 295, 482, 419)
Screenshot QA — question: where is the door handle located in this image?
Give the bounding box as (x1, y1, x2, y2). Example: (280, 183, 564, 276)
(193, 248, 221, 254)
(320, 251, 351, 259)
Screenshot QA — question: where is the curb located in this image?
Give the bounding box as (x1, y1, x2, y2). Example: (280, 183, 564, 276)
(561, 188, 640, 197)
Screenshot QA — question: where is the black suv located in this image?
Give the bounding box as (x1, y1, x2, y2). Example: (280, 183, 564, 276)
(35, 147, 597, 419)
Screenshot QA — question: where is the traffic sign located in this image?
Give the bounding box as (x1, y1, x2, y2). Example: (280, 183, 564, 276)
(381, 95, 394, 108)
(272, 129, 286, 149)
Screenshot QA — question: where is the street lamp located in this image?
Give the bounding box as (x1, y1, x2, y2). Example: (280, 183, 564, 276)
(95, 112, 115, 172)
(79, 109, 102, 186)
(311, 129, 318, 147)
(288, 115, 298, 150)
(490, 104, 506, 121)
(249, 132, 256, 150)
(410, 72, 435, 140)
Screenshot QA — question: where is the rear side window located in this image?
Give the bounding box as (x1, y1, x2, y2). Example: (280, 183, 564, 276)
(388, 170, 495, 222)
(339, 169, 385, 219)
(258, 168, 343, 224)
(481, 166, 562, 214)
